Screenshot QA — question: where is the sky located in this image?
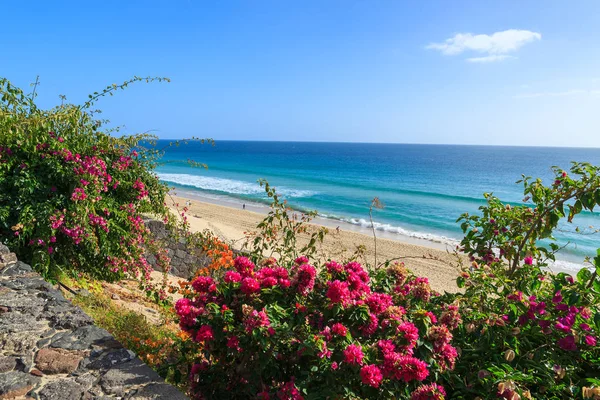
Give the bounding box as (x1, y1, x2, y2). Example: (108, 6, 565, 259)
(2, 1, 600, 147)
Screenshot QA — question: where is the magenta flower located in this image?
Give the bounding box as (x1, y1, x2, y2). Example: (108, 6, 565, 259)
(585, 335, 597, 346)
(557, 335, 577, 351)
(410, 383, 446, 400)
(240, 277, 261, 295)
(343, 344, 364, 365)
(326, 280, 351, 306)
(195, 325, 214, 342)
(224, 271, 242, 283)
(360, 364, 383, 388)
(331, 323, 348, 336)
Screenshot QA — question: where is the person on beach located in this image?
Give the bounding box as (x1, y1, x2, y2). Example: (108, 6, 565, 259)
(243, 203, 246, 210)
(336, 226, 340, 234)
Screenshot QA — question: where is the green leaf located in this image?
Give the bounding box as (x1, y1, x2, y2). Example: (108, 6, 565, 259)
(577, 268, 592, 283)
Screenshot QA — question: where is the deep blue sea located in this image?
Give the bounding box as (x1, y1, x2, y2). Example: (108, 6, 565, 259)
(155, 140, 600, 271)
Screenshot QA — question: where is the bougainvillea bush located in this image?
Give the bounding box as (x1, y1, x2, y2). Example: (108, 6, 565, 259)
(0, 77, 187, 288)
(176, 255, 460, 399)
(438, 162, 600, 399)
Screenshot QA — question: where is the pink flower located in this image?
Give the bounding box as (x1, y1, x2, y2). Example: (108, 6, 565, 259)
(523, 256, 533, 265)
(192, 276, 215, 293)
(244, 309, 271, 333)
(585, 335, 597, 346)
(47, 246, 54, 254)
(378, 339, 396, 355)
(397, 321, 419, 352)
(224, 271, 242, 283)
(331, 323, 348, 336)
(227, 336, 241, 350)
(71, 188, 87, 201)
(326, 280, 351, 306)
(557, 335, 577, 351)
(234, 256, 255, 276)
(326, 261, 344, 274)
(366, 293, 393, 315)
(580, 323, 591, 331)
(360, 313, 379, 336)
(360, 365, 383, 388)
(294, 264, 316, 295)
(240, 277, 261, 295)
(195, 325, 214, 342)
(343, 344, 364, 365)
(294, 256, 309, 265)
(331, 361, 338, 370)
(384, 355, 429, 382)
(410, 383, 446, 400)
(277, 380, 304, 400)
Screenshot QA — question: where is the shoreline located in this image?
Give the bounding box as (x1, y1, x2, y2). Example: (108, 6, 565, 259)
(167, 187, 591, 276)
(167, 191, 463, 293)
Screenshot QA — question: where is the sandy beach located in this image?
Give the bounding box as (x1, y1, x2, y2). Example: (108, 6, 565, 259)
(167, 194, 462, 293)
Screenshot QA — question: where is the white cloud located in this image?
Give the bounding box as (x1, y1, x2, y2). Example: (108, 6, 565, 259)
(467, 55, 515, 63)
(427, 29, 541, 62)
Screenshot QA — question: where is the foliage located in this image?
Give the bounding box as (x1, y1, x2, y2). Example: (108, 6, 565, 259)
(0, 77, 208, 290)
(175, 255, 460, 399)
(242, 179, 327, 266)
(441, 162, 600, 399)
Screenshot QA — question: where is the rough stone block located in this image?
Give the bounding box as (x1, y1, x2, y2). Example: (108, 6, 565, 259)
(99, 359, 161, 396)
(37, 379, 85, 400)
(0, 371, 40, 399)
(34, 348, 85, 374)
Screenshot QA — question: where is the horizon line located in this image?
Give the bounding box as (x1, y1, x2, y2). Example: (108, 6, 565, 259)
(152, 138, 600, 150)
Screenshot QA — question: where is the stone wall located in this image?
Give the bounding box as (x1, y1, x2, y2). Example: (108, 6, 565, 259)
(144, 219, 210, 280)
(0, 244, 188, 400)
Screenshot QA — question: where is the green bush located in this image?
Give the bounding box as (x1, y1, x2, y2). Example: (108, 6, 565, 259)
(438, 162, 600, 399)
(0, 77, 181, 290)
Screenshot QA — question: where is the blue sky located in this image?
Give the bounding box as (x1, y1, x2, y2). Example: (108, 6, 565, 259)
(2, 1, 600, 147)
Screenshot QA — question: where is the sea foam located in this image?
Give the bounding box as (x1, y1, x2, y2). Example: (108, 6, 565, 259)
(158, 173, 316, 198)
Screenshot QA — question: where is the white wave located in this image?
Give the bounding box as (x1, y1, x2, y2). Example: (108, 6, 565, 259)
(331, 216, 460, 247)
(547, 259, 591, 274)
(158, 173, 316, 198)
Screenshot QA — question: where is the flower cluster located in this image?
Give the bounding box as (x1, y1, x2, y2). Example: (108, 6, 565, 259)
(0, 79, 177, 286)
(175, 256, 459, 399)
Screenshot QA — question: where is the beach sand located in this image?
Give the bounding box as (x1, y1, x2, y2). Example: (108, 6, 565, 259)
(167, 194, 462, 293)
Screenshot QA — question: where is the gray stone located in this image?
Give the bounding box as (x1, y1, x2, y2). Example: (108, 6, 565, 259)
(100, 359, 161, 396)
(0, 244, 9, 254)
(175, 249, 187, 259)
(84, 348, 136, 370)
(0, 331, 40, 355)
(0, 252, 17, 265)
(0, 261, 33, 277)
(45, 304, 93, 330)
(50, 326, 115, 350)
(0, 311, 46, 333)
(37, 379, 85, 400)
(0, 290, 46, 314)
(73, 373, 98, 390)
(0, 357, 16, 374)
(77, 288, 91, 297)
(0, 371, 40, 399)
(128, 383, 188, 399)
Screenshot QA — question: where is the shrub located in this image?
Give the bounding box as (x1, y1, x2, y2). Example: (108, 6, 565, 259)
(175, 255, 460, 399)
(440, 162, 600, 399)
(0, 77, 206, 291)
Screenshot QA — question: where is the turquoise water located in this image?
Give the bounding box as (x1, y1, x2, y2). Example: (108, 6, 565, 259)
(155, 140, 600, 270)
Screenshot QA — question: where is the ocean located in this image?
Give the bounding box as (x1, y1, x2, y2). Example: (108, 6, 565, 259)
(155, 140, 600, 272)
